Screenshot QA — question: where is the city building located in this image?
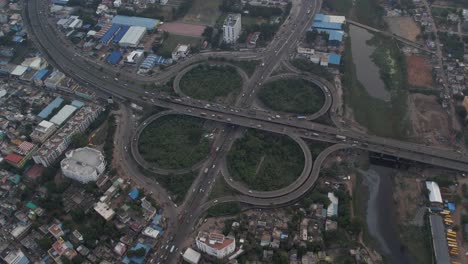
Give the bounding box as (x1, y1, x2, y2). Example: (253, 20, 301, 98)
(33, 105, 103, 167)
(61, 147, 106, 183)
(183, 248, 201, 264)
(118, 26, 146, 47)
(171, 44, 190, 61)
(326, 192, 338, 217)
(94, 202, 115, 221)
(49, 105, 77, 126)
(1, 249, 29, 264)
(48, 237, 77, 263)
(310, 13, 345, 47)
(196, 232, 236, 259)
(124, 50, 144, 64)
(246, 32, 260, 48)
(223, 14, 242, 44)
(21, 57, 48, 70)
(44, 71, 66, 90)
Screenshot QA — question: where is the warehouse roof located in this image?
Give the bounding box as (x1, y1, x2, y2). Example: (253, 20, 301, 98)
(112, 25, 129, 44)
(38, 97, 64, 118)
(33, 69, 50, 80)
(100, 24, 120, 44)
(107, 51, 122, 65)
(328, 53, 341, 65)
(119, 26, 146, 46)
(426, 181, 443, 203)
(429, 215, 450, 264)
(112, 15, 159, 30)
(312, 21, 343, 30)
(50, 105, 77, 125)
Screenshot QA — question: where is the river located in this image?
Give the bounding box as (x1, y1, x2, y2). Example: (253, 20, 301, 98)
(360, 165, 414, 264)
(349, 25, 390, 101)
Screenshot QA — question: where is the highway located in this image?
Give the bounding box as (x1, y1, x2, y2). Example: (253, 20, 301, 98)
(24, 0, 468, 261)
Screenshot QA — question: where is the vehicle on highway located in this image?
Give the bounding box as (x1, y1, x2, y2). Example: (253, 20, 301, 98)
(336, 135, 346, 141)
(170, 245, 175, 253)
(204, 168, 209, 173)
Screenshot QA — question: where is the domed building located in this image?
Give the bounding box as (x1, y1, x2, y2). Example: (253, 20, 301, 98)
(61, 147, 106, 183)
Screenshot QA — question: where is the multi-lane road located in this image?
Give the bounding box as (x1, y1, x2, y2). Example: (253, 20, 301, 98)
(24, 0, 468, 261)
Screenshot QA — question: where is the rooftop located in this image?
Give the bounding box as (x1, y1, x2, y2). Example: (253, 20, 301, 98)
(224, 13, 241, 27)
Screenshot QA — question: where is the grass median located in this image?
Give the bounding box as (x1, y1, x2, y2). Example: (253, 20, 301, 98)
(258, 78, 325, 114)
(180, 64, 243, 102)
(138, 115, 210, 170)
(227, 130, 304, 191)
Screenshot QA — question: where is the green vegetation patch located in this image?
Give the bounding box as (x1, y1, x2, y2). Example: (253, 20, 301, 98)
(209, 177, 239, 199)
(291, 59, 334, 81)
(258, 78, 325, 114)
(399, 223, 433, 264)
(157, 172, 196, 204)
(138, 115, 210, 169)
(207, 202, 241, 216)
(157, 33, 201, 58)
(227, 130, 304, 191)
(343, 33, 410, 139)
(180, 64, 243, 101)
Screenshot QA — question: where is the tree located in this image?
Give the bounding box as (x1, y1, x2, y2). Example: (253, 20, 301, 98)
(71, 209, 85, 222)
(127, 248, 146, 258)
(70, 133, 88, 149)
(38, 237, 52, 251)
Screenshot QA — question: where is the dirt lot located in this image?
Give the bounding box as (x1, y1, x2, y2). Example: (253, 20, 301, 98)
(392, 172, 424, 224)
(408, 93, 451, 148)
(406, 55, 434, 88)
(384, 16, 421, 42)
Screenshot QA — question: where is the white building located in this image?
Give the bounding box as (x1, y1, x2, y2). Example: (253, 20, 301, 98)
(61, 147, 106, 183)
(183, 248, 201, 264)
(30, 120, 57, 143)
(426, 181, 443, 204)
(171, 44, 190, 61)
(1, 249, 29, 264)
(94, 202, 115, 221)
(119, 26, 146, 47)
(223, 13, 241, 44)
(327, 192, 338, 217)
(33, 105, 102, 167)
(49, 105, 77, 126)
(21, 57, 48, 70)
(196, 232, 235, 259)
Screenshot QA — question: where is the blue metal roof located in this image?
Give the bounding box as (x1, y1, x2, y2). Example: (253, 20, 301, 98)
(71, 100, 85, 108)
(314, 13, 325, 22)
(312, 21, 342, 30)
(33, 69, 49, 80)
(100, 24, 120, 44)
(128, 187, 139, 200)
(112, 25, 130, 44)
(112, 15, 159, 30)
(107, 51, 122, 65)
(51, 0, 68, 5)
(328, 53, 341, 65)
(140, 54, 168, 69)
(38, 97, 64, 118)
(123, 243, 150, 264)
(315, 29, 344, 42)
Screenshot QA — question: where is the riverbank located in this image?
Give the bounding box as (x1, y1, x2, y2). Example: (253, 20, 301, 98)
(343, 28, 411, 139)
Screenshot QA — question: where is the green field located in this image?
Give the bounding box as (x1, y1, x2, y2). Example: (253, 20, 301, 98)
(227, 130, 304, 191)
(180, 64, 243, 101)
(258, 78, 325, 114)
(183, 0, 222, 25)
(138, 115, 210, 169)
(157, 34, 201, 58)
(241, 16, 268, 27)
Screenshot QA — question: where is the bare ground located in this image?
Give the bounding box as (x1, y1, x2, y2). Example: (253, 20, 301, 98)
(408, 93, 451, 148)
(406, 55, 434, 88)
(384, 16, 421, 42)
